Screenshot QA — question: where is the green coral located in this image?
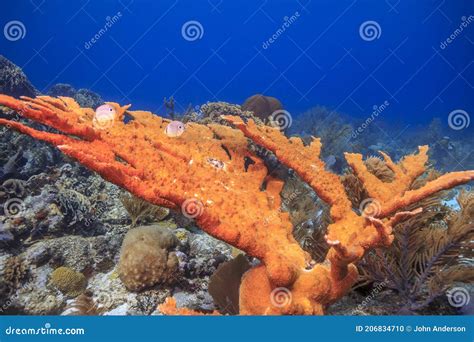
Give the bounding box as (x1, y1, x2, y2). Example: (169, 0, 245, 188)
(49, 267, 87, 297)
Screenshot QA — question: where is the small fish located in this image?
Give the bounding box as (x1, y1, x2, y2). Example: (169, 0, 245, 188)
(207, 158, 225, 169)
(165, 121, 185, 137)
(93, 104, 116, 129)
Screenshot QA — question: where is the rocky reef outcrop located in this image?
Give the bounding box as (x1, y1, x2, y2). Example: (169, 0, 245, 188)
(47, 83, 102, 108)
(0, 55, 38, 98)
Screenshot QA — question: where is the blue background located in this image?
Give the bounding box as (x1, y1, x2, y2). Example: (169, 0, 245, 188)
(0, 0, 473, 124)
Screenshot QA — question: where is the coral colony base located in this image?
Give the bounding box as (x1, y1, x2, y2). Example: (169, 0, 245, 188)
(0, 94, 472, 315)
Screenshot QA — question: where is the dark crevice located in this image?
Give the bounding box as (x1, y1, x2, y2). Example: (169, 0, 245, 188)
(212, 132, 223, 140)
(221, 144, 232, 160)
(244, 156, 255, 172)
(123, 112, 134, 124)
(114, 155, 128, 165)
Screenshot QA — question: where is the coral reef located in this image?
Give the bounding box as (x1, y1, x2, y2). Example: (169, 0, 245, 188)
(340, 157, 474, 312)
(0, 161, 125, 244)
(0, 178, 27, 199)
(357, 186, 474, 312)
(2, 256, 29, 294)
(281, 174, 330, 261)
(47, 84, 77, 98)
(118, 225, 179, 291)
(223, 115, 474, 314)
(47, 84, 103, 109)
(289, 106, 354, 172)
(183, 101, 263, 126)
(49, 266, 87, 297)
(0, 56, 38, 98)
(0, 94, 472, 315)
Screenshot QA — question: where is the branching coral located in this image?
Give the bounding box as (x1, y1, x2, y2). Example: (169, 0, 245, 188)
(289, 106, 354, 172)
(222, 116, 474, 314)
(0, 94, 472, 315)
(341, 158, 473, 312)
(3, 256, 29, 291)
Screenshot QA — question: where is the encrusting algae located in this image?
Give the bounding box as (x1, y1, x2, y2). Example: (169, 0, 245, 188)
(0, 94, 473, 315)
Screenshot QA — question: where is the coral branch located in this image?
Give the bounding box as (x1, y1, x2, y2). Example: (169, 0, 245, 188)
(0, 95, 307, 302)
(158, 298, 220, 315)
(221, 115, 352, 220)
(1, 95, 472, 316)
(344, 146, 474, 218)
(380, 171, 474, 217)
(344, 146, 429, 204)
(223, 115, 474, 312)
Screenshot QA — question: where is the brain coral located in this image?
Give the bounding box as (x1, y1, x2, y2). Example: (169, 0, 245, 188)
(50, 266, 87, 297)
(118, 225, 179, 291)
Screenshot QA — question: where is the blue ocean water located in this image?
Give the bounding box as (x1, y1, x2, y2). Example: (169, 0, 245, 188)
(0, 0, 473, 126)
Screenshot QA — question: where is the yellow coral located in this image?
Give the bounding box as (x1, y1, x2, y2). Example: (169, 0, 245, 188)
(175, 230, 188, 241)
(49, 267, 87, 297)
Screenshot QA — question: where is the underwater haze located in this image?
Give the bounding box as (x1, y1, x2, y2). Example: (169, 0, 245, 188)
(1, 0, 473, 124)
(0, 0, 473, 321)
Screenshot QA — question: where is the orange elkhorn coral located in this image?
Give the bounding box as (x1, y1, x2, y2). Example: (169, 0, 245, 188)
(1, 95, 473, 315)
